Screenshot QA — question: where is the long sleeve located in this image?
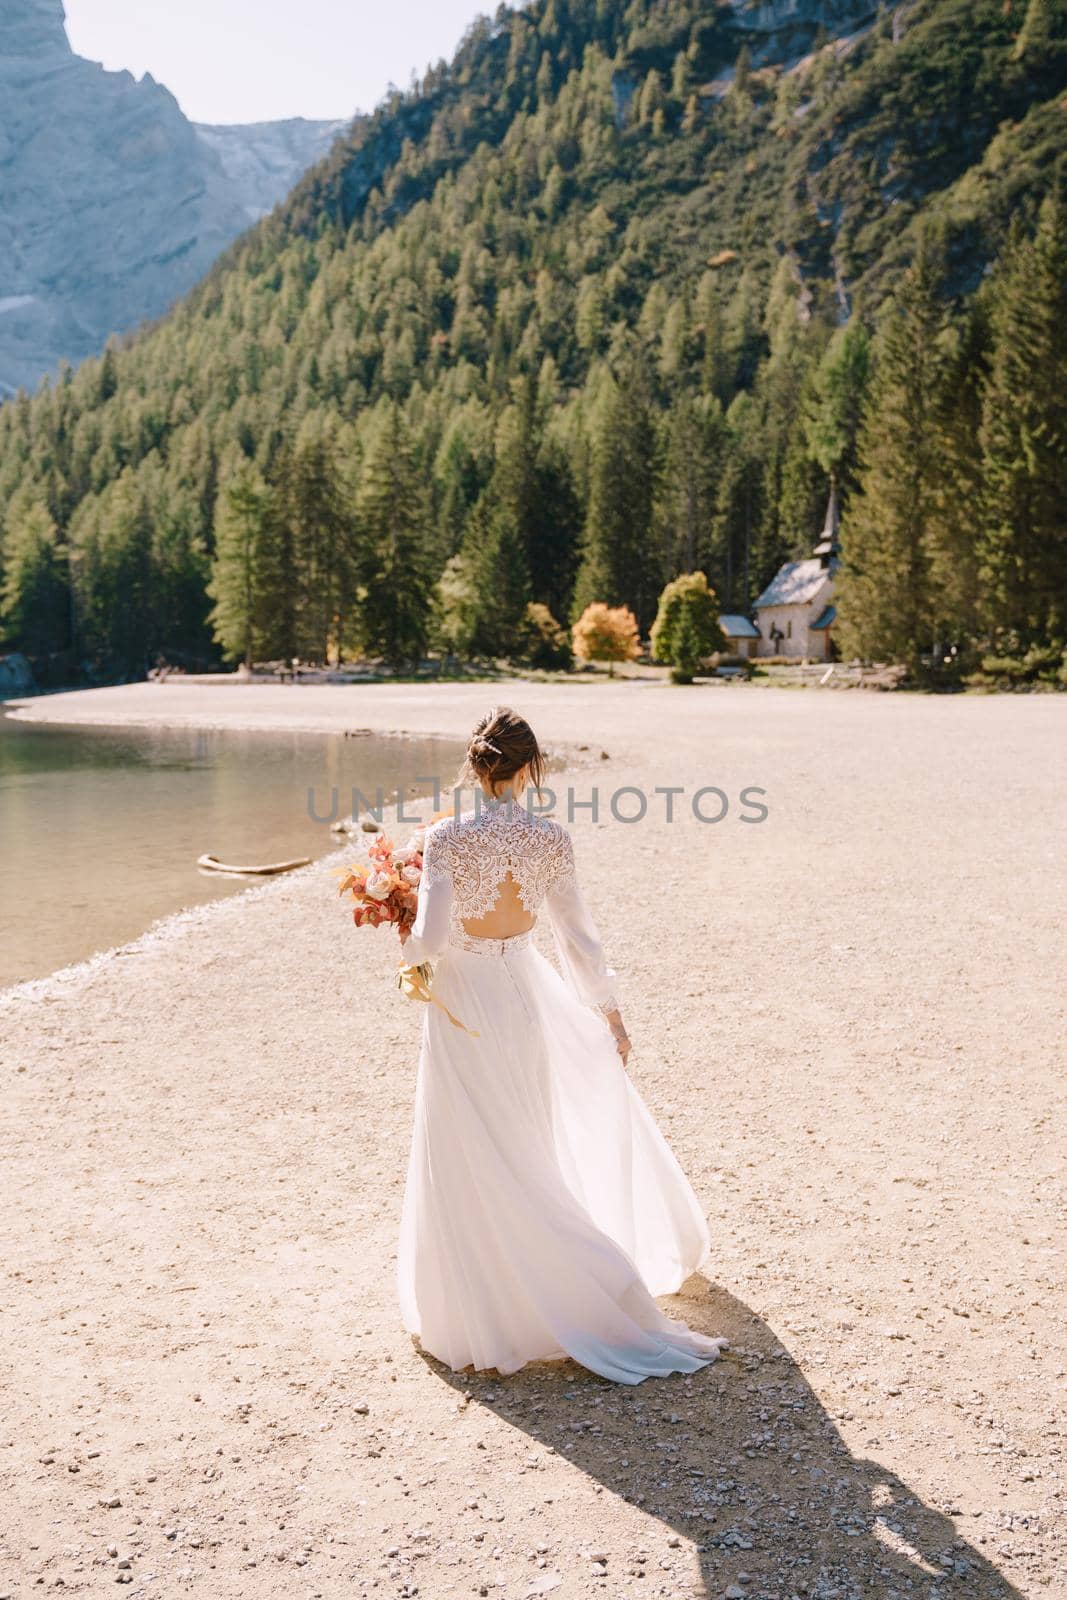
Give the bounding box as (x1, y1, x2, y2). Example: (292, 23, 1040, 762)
(543, 838, 619, 1013)
(402, 826, 452, 966)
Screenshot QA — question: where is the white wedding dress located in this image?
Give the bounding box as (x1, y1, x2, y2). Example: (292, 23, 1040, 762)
(396, 798, 727, 1384)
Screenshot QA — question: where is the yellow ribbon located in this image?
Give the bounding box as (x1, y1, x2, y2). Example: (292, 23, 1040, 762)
(395, 962, 480, 1037)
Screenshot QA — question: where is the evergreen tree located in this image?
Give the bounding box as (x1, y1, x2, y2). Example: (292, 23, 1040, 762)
(729, 45, 753, 120)
(657, 395, 723, 577)
(458, 491, 532, 659)
(73, 470, 155, 670)
(803, 322, 871, 496)
(572, 364, 659, 630)
(259, 441, 302, 664)
(659, 297, 690, 381)
(1012, 0, 1058, 65)
(531, 434, 582, 621)
(517, 601, 572, 669)
(978, 198, 1067, 648)
(207, 460, 273, 668)
(926, 301, 986, 655)
(432, 551, 479, 660)
(724, 267, 765, 393)
(751, 262, 814, 588)
(0, 491, 68, 657)
(488, 391, 539, 582)
(152, 487, 212, 662)
(836, 235, 948, 669)
(638, 69, 665, 127)
(277, 431, 358, 662)
(695, 272, 731, 405)
(712, 392, 764, 607)
(355, 404, 434, 669)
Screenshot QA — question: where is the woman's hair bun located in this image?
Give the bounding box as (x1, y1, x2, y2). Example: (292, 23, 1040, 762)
(460, 706, 546, 794)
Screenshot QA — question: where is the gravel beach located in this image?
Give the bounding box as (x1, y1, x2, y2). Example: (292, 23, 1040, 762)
(1, 680, 1063, 1599)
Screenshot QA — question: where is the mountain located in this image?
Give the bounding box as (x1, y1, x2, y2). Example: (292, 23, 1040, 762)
(0, 0, 346, 396)
(194, 120, 352, 224)
(0, 0, 1064, 682)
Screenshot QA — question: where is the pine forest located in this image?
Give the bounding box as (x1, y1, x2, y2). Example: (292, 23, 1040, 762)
(1, 0, 1065, 688)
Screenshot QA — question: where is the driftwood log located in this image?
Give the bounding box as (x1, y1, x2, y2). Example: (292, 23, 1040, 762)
(197, 853, 311, 877)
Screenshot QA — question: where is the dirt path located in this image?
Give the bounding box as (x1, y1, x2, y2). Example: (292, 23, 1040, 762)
(1, 682, 1063, 1599)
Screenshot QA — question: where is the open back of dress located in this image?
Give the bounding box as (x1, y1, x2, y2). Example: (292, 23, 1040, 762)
(460, 869, 536, 940)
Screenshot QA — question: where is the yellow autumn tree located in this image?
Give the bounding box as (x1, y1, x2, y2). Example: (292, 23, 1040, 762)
(571, 603, 642, 677)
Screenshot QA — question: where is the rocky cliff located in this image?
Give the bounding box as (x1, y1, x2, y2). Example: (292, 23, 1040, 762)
(195, 119, 348, 224)
(0, 0, 344, 396)
(723, 0, 879, 63)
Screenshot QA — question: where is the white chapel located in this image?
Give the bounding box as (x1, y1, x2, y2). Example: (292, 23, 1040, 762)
(751, 488, 840, 661)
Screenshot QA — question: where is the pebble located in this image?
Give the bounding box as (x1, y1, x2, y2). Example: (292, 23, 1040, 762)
(99, 1495, 121, 1510)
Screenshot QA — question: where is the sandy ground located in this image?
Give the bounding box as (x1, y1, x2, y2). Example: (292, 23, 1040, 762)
(1, 680, 1064, 1600)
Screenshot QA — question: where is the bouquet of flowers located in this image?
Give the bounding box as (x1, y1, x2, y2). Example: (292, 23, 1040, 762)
(338, 818, 478, 1035)
(337, 825, 425, 933)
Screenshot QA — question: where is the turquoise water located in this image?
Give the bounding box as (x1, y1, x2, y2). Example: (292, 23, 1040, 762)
(0, 714, 464, 989)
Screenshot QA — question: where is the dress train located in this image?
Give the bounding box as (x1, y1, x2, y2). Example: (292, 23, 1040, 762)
(397, 929, 727, 1384)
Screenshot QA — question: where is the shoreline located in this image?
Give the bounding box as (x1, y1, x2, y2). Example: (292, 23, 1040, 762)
(0, 691, 606, 998)
(0, 697, 478, 998)
(5, 671, 1046, 744)
(0, 852, 336, 1009)
(0, 678, 644, 750)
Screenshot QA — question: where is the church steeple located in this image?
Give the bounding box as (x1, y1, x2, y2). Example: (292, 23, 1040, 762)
(812, 480, 840, 570)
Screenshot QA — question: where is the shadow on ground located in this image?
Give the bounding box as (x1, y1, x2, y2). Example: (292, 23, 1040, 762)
(420, 1282, 1020, 1600)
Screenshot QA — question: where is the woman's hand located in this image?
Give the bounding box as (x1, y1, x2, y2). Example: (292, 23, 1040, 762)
(602, 1007, 631, 1067)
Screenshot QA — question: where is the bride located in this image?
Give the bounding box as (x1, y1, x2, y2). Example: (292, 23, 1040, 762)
(397, 705, 727, 1384)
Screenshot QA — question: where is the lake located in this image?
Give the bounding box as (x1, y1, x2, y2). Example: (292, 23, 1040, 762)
(0, 713, 465, 989)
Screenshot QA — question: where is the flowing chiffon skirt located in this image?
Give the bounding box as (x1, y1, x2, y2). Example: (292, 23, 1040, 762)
(397, 928, 727, 1384)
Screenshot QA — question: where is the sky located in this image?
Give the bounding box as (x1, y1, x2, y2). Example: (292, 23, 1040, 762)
(63, 0, 494, 125)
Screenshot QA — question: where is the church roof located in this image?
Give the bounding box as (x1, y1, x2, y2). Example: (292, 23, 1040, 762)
(753, 557, 829, 610)
(718, 613, 760, 639)
(810, 604, 837, 631)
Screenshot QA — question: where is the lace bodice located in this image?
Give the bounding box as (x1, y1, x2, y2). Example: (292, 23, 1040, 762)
(401, 801, 619, 1014)
(423, 803, 575, 926)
